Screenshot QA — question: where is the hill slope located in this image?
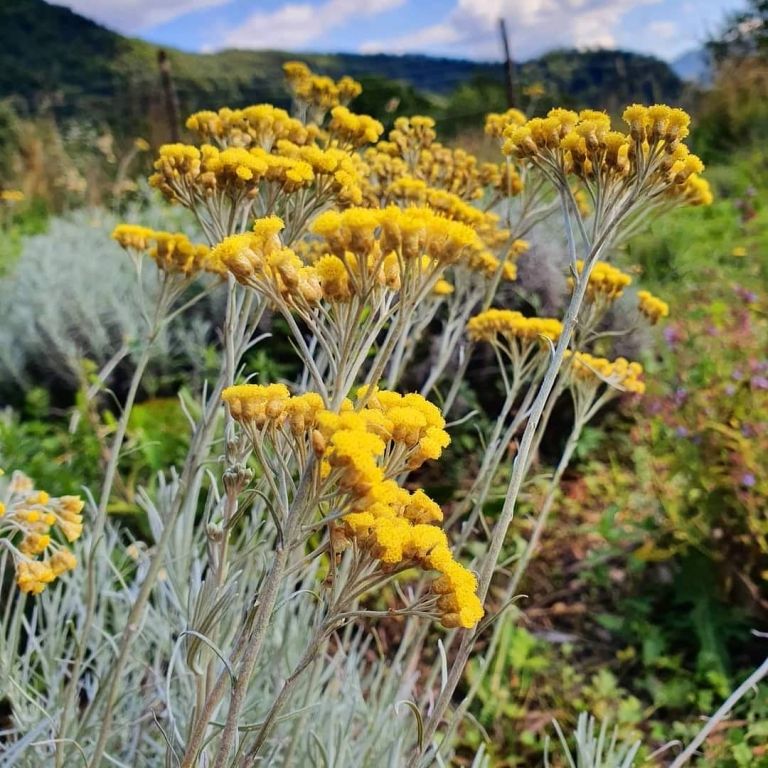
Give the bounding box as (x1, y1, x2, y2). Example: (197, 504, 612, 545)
(0, 0, 686, 134)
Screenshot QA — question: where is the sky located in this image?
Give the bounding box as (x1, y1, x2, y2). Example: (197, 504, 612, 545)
(51, 0, 746, 62)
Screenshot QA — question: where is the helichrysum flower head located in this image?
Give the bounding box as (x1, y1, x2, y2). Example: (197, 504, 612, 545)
(1, 471, 83, 594)
(485, 108, 527, 140)
(186, 104, 309, 150)
(468, 309, 563, 345)
(500, 103, 709, 210)
(283, 61, 363, 117)
(328, 106, 384, 148)
(568, 260, 632, 302)
(221, 383, 482, 628)
(211, 216, 320, 304)
(567, 352, 646, 395)
(112, 225, 222, 277)
(637, 289, 670, 324)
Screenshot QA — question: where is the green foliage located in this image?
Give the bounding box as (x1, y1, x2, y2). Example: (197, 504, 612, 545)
(0, 388, 102, 494)
(519, 49, 684, 114)
(0, 196, 49, 273)
(352, 75, 439, 128)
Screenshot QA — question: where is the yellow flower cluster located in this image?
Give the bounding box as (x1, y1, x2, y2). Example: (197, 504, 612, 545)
(283, 61, 362, 116)
(681, 174, 714, 206)
(112, 225, 222, 276)
(478, 161, 524, 197)
(567, 352, 645, 395)
(637, 289, 670, 324)
(1, 471, 83, 594)
(0, 189, 24, 203)
(185, 104, 310, 150)
(484, 108, 527, 140)
(276, 139, 366, 205)
(366, 116, 500, 202)
(388, 115, 438, 155)
(221, 383, 482, 627)
(222, 383, 325, 435)
(149, 143, 319, 201)
(210, 216, 322, 303)
(568, 259, 632, 302)
(150, 106, 372, 209)
(501, 105, 711, 205)
(322, 390, 480, 627)
(314, 205, 481, 266)
(214, 206, 481, 308)
(328, 106, 384, 148)
(467, 309, 563, 344)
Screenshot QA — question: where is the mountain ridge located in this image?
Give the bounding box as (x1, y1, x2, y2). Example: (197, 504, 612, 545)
(1, 0, 687, 135)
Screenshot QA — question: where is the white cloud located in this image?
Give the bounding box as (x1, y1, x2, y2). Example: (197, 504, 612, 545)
(224, 0, 406, 50)
(360, 0, 662, 61)
(49, 0, 231, 32)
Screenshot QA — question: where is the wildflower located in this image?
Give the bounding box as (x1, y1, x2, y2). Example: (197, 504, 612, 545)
(567, 352, 645, 395)
(328, 106, 384, 148)
(1, 471, 83, 594)
(222, 383, 482, 628)
(468, 309, 563, 345)
(222, 383, 292, 428)
(501, 104, 708, 213)
(433, 279, 454, 296)
(741, 472, 757, 488)
(568, 260, 632, 303)
(637, 289, 670, 324)
(484, 108, 527, 140)
(112, 226, 221, 277)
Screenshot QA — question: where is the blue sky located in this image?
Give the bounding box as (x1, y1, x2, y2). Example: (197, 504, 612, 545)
(52, 0, 746, 61)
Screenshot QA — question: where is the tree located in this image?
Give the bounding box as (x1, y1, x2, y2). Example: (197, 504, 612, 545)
(709, 0, 768, 63)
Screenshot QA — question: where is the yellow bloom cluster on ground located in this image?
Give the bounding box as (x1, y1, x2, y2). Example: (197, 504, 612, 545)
(112, 225, 223, 276)
(637, 289, 670, 324)
(1, 470, 83, 594)
(568, 259, 632, 302)
(467, 309, 563, 345)
(221, 383, 483, 628)
(567, 352, 646, 395)
(499, 105, 712, 206)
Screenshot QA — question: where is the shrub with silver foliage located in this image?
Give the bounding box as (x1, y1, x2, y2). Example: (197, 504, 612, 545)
(0, 202, 219, 393)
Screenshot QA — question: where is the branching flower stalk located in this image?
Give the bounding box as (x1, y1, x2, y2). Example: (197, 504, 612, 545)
(56, 262, 213, 768)
(84, 294, 265, 768)
(413, 102, 705, 763)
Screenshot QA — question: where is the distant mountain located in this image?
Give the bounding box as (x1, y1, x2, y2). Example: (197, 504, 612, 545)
(0, 0, 687, 137)
(672, 48, 712, 84)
